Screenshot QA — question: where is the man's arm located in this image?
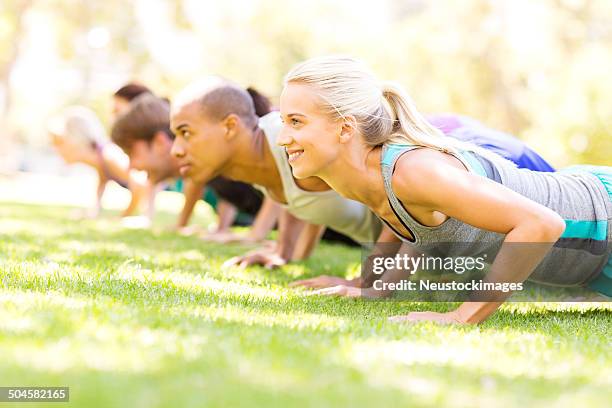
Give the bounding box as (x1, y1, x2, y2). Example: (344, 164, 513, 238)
(272, 209, 307, 262)
(246, 197, 281, 242)
(290, 224, 402, 289)
(290, 223, 326, 261)
(176, 179, 205, 229)
(214, 199, 238, 233)
(122, 170, 148, 217)
(222, 208, 313, 269)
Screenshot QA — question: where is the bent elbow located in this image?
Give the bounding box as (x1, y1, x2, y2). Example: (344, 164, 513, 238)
(534, 212, 566, 242)
(550, 214, 567, 239)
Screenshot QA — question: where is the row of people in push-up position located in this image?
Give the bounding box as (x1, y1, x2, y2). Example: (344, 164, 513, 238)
(50, 56, 611, 324)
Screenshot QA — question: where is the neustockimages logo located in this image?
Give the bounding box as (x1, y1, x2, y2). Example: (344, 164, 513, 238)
(371, 253, 488, 275)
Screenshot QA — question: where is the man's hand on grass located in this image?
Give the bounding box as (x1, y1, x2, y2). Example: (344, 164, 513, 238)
(296, 280, 390, 299)
(120, 215, 152, 229)
(302, 284, 363, 298)
(307, 285, 384, 299)
(222, 247, 287, 270)
(199, 231, 273, 245)
(199, 231, 248, 244)
(173, 224, 203, 236)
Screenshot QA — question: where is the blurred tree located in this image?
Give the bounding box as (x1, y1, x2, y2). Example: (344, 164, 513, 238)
(2, 0, 611, 166)
(0, 0, 33, 173)
(0, 0, 33, 133)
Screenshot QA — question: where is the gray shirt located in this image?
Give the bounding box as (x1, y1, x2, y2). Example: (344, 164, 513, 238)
(381, 143, 612, 286)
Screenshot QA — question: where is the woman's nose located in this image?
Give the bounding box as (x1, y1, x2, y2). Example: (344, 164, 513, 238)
(277, 127, 293, 147)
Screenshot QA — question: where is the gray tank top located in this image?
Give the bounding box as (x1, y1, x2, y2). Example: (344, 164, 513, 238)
(381, 143, 612, 286)
(257, 112, 382, 243)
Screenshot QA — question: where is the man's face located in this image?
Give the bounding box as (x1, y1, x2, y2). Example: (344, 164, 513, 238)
(170, 101, 233, 184)
(128, 134, 175, 183)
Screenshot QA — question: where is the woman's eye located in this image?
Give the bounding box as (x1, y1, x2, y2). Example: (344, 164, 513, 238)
(182, 130, 191, 139)
(291, 118, 300, 125)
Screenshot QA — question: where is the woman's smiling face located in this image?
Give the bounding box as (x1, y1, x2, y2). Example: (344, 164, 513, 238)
(278, 82, 344, 179)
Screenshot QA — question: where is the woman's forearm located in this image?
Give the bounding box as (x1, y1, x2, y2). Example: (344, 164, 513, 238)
(93, 173, 107, 216)
(361, 226, 403, 288)
(455, 219, 564, 323)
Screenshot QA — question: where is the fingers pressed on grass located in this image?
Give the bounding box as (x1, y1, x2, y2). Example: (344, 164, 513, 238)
(388, 311, 463, 325)
(288, 280, 309, 288)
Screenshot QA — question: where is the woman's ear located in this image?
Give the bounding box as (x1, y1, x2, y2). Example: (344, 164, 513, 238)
(339, 115, 357, 144)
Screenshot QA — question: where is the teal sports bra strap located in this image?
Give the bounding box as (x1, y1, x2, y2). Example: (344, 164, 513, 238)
(380, 143, 488, 243)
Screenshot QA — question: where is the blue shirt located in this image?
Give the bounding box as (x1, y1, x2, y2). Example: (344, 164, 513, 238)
(427, 114, 556, 172)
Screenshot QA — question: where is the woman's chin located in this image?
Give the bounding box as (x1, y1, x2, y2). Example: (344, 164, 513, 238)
(291, 165, 312, 179)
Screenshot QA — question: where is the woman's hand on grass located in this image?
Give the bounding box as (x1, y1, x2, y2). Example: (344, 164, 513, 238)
(70, 208, 99, 220)
(388, 310, 467, 325)
(289, 276, 360, 289)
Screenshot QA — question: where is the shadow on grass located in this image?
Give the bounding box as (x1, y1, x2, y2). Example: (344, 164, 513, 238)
(4, 262, 610, 335)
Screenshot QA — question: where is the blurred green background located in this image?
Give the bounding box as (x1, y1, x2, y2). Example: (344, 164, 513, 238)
(0, 0, 610, 171)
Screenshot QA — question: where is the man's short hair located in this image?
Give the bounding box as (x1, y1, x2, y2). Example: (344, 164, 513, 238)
(111, 94, 172, 152)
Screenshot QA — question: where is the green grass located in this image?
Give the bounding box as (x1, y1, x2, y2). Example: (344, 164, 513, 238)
(0, 200, 610, 408)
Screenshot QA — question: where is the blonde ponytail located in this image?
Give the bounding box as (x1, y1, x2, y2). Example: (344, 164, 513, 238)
(380, 81, 458, 154)
(284, 56, 458, 150)
(285, 56, 508, 165)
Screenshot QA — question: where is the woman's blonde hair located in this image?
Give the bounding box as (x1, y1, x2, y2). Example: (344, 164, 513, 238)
(284, 56, 501, 161)
(48, 106, 107, 149)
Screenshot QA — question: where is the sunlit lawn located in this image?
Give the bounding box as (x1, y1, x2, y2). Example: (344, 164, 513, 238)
(1, 195, 610, 407)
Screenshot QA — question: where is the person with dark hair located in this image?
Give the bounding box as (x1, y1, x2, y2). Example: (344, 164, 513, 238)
(246, 87, 273, 117)
(112, 83, 153, 117)
(111, 93, 279, 239)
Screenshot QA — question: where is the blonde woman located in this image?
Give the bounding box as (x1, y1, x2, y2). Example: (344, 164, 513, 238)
(279, 56, 611, 324)
(49, 106, 151, 220)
